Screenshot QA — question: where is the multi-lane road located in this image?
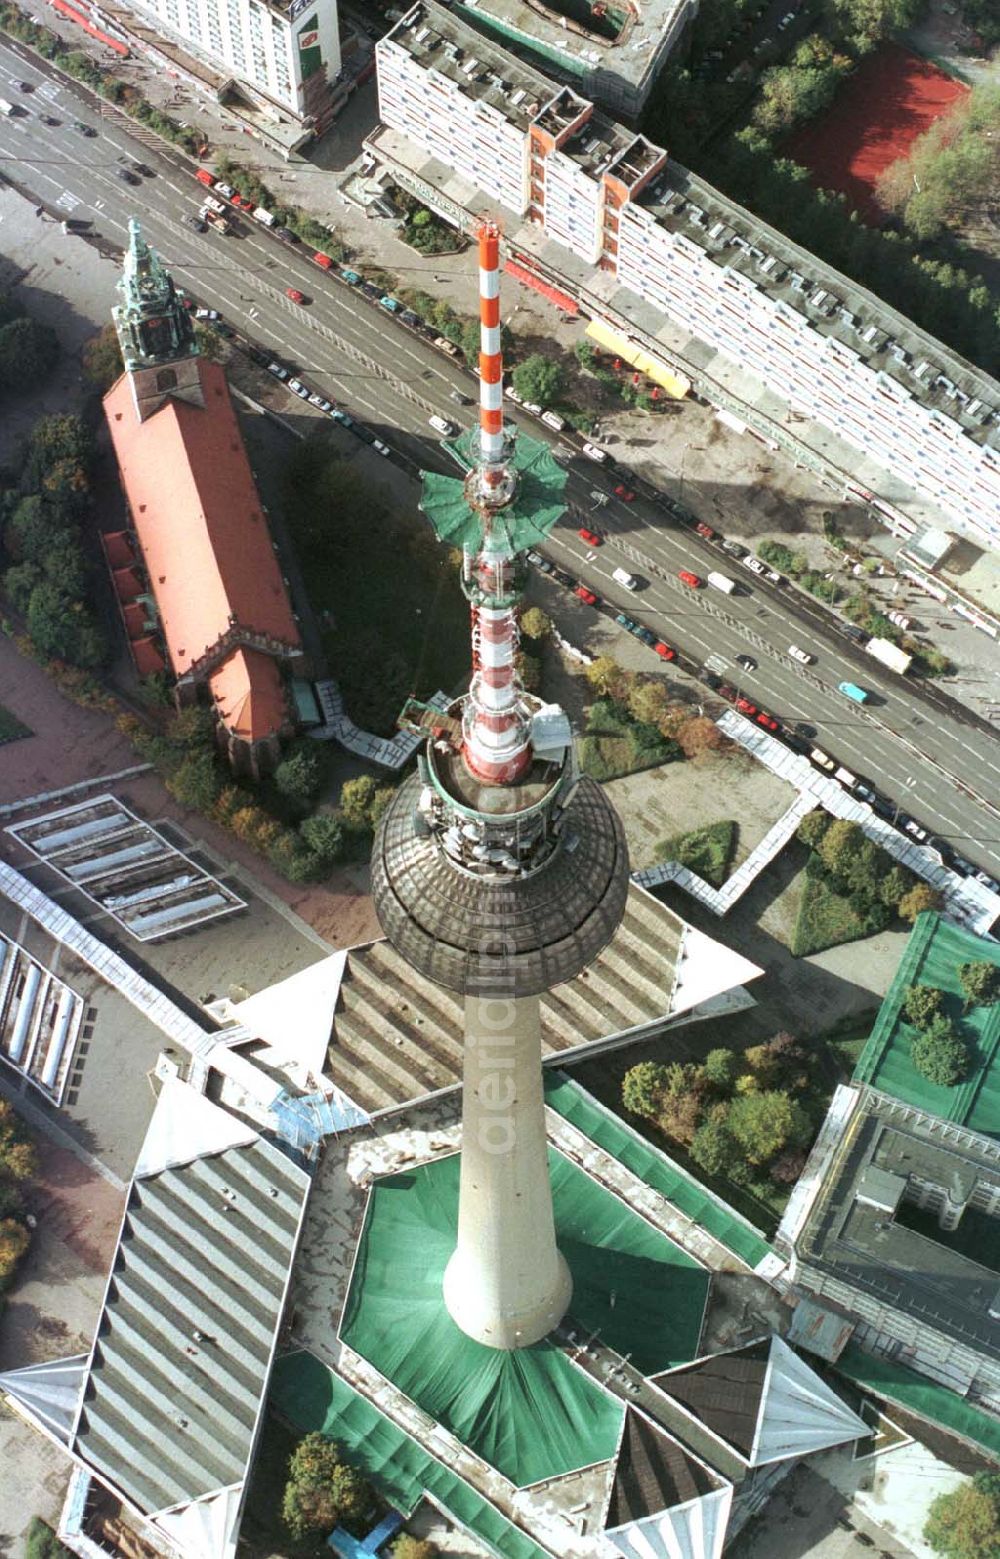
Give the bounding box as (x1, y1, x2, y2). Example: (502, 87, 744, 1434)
(1, 36, 999, 883)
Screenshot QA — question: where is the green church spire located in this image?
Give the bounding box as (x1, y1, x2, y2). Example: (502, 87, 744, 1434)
(112, 218, 198, 371)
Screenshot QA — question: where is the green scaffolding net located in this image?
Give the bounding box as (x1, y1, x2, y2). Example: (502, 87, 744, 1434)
(853, 912, 1000, 1136)
(544, 1073, 773, 1269)
(836, 1344, 1000, 1461)
(269, 1352, 551, 1559)
(340, 1150, 709, 1488)
(420, 426, 568, 556)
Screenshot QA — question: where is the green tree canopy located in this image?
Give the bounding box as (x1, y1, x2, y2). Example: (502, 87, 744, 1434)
(299, 810, 347, 866)
(797, 810, 830, 851)
(899, 883, 943, 923)
(81, 323, 125, 392)
(340, 775, 378, 829)
(274, 748, 322, 812)
(511, 353, 564, 408)
(727, 1090, 812, 1166)
(167, 750, 222, 813)
(519, 606, 551, 642)
(622, 1061, 669, 1119)
(0, 316, 59, 395)
(911, 1016, 969, 1088)
(924, 1472, 1000, 1559)
(702, 1048, 737, 1089)
(689, 1115, 738, 1177)
(0, 1098, 38, 1181)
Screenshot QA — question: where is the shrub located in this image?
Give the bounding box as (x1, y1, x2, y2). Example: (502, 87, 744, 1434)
(0, 1099, 38, 1181)
(24, 1518, 71, 1559)
(899, 883, 943, 922)
(958, 961, 1000, 1008)
(0, 1217, 31, 1284)
(796, 810, 830, 851)
(911, 1016, 969, 1088)
(702, 1048, 737, 1089)
(391, 1538, 438, 1559)
(924, 1471, 1000, 1559)
(902, 984, 944, 1030)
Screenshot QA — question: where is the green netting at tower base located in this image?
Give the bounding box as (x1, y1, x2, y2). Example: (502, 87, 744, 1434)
(340, 1150, 709, 1488)
(853, 912, 1000, 1136)
(269, 1352, 551, 1559)
(420, 427, 567, 555)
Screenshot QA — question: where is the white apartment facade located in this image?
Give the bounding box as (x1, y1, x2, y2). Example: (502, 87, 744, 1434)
(122, 0, 340, 120)
(376, 4, 1000, 550)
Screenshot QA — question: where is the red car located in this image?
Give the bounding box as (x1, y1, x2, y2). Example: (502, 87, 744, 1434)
(313, 251, 333, 269)
(654, 641, 676, 661)
(578, 527, 603, 548)
(575, 585, 599, 606)
(694, 521, 716, 539)
(614, 485, 636, 502)
(231, 194, 254, 212)
(735, 696, 757, 716)
(285, 287, 305, 304)
(756, 711, 780, 732)
(678, 569, 703, 589)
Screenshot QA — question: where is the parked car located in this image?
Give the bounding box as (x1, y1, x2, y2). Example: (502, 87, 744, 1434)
(614, 485, 636, 502)
(744, 555, 766, 576)
(654, 641, 676, 660)
(522, 400, 543, 416)
(266, 361, 289, 380)
(902, 816, 929, 844)
(504, 385, 522, 403)
(313, 251, 333, 269)
(678, 570, 703, 589)
(433, 335, 459, 357)
(578, 527, 602, 548)
(275, 226, 299, 243)
(526, 550, 552, 573)
(616, 614, 639, 633)
(287, 379, 310, 399)
(635, 626, 657, 648)
(194, 307, 219, 320)
(582, 442, 608, 463)
(372, 439, 391, 457)
(554, 569, 576, 589)
(694, 521, 716, 539)
(308, 393, 333, 413)
(974, 869, 1000, 895)
(211, 320, 235, 338)
(340, 268, 362, 285)
(735, 696, 757, 716)
(330, 408, 354, 427)
(756, 711, 779, 732)
(720, 539, 747, 557)
(380, 295, 401, 312)
(575, 585, 599, 607)
(400, 309, 420, 327)
(285, 287, 306, 305)
(854, 781, 878, 805)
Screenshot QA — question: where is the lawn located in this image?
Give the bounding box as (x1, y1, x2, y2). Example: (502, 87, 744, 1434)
(791, 871, 873, 958)
(0, 705, 30, 745)
(281, 438, 470, 735)
(655, 820, 738, 888)
(578, 697, 680, 782)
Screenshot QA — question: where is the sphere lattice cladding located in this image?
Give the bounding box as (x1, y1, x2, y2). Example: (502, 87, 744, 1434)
(371, 772, 629, 998)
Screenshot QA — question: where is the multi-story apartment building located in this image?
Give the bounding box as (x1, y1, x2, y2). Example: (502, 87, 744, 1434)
(121, 0, 340, 125)
(449, 0, 694, 118)
(375, 3, 1000, 551)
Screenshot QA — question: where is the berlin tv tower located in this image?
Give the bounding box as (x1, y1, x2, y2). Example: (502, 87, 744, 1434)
(372, 221, 629, 1349)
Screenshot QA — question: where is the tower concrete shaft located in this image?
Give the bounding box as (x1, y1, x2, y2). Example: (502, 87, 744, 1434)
(442, 994, 571, 1349)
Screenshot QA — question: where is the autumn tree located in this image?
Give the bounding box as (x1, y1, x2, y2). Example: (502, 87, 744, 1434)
(391, 1538, 438, 1559)
(282, 1433, 372, 1538)
(519, 606, 551, 642)
(622, 1062, 669, 1119)
(0, 1099, 38, 1181)
(584, 656, 624, 699)
(899, 883, 943, 923)
(0, 1218, 31, 1283)
(627, 680, 670, 728)
(727, 1090, 812, 1167)
(675, 715, 727, 761)
(925, 1472, 1000, 1559)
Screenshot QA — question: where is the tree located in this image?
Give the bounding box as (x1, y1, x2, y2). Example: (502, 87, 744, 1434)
(519, 606, 550, 642)
(368, 786, 396, 830)
(899, 883, 943, 923)
(675, 715, 728, 761)
(727, 1090, 812, 1166)
(817, 819, 865, 879)
(689, 1115, 738, 1177)
(0, 1099, 38, 1181)
(911, 1017, 969, 1088)
(340, 775, 377, 828)
(627, 680, 670, 728)
(282, 1432, 372, 1538)
(21, 415, 93, 491)
(925, 1472, 1000, 1559)
(391, 1539, 438, 1559)
(902, 984, 944, 1030)
(703, 1048, 736, 1090)
(622, 1061, 669, 1119)
(958, 961, 1000, 1008)
(511, 354, 563, 408)
(82, 323, 124, 392)
(0, 1217, 31, 1282)
(0, 316, 59, 394)
(299, 811, 346, 866)
(167, 750, 222, 813)
(879, 864, 915, 908)
(797, 810, 830, 851)
(584, 656, 624, 699)
(26, 583, 106, 668)
(274, 748, 322, 812)
(167, 705, 216, 750)
(23, 1518, 71, 1559)
(769, 1147, 808, 1185)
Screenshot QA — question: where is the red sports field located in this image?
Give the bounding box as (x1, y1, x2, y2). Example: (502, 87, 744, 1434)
(786, 43, 968, 222)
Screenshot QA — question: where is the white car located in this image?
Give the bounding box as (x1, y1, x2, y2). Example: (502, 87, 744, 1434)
(194, 307, 219, 320)
(904, 818, 929, 844)
(287, 378, 310, 400)
(522, 400, 543, 416)
(744, 555, 766, 575)
(788, 644, 814, 664)
(428, 414, 456, 436)
(504, 385, 522, 403)
(308, 393, 333, 412)
(582, 442, 608, 463)
(373, 439, 391, 457)
(214, 182, 234, 198)
(266, 362, 288, 380)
